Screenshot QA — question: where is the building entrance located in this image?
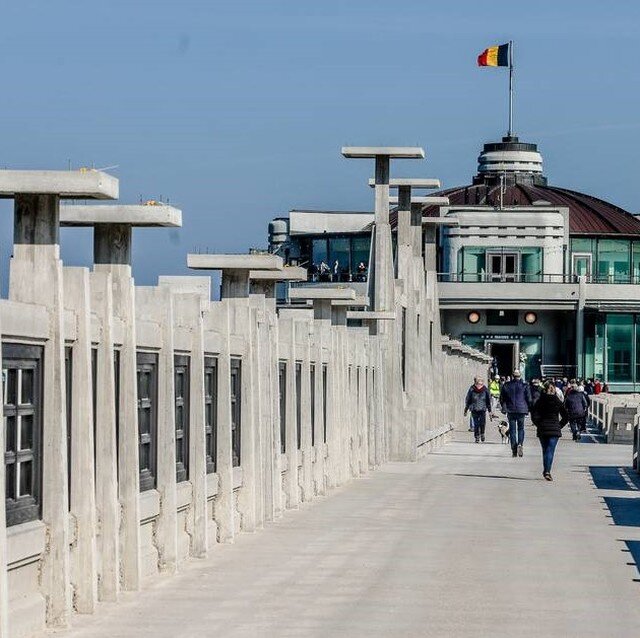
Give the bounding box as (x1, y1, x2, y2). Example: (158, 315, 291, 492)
(487, 341, 516, 376)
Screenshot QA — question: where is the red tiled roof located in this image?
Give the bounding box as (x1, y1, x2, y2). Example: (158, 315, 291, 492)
(411, 183, 640, 236)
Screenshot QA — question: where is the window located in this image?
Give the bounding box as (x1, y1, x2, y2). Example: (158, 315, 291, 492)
(230, 358, 242, 467)
(322, 365, 328, 444)
(65, 346, 72, 504)
(310, 364, 316, 447)
(137, 352, 158, 492)
(295, 362, 302, 450)
(606, 314, 633, 382)
(174, 355, 190, 482)
(279, 362, 287, 453)
(401, 308, 407, 391)
(204, 356, 218, 474)
(351, 236, 370, 281)
(597, 239, 630, 283)
(457, 247, 485, 282)
(4, 343, 43, 527)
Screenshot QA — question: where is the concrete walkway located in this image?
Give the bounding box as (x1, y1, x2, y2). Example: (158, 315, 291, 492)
(57, 424, 640, 638)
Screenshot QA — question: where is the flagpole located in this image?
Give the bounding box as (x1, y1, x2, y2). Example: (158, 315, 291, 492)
(508, 40, 514, 137)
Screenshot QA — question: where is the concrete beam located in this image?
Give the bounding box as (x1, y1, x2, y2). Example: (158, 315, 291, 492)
(342, 147, 425, 159)
(0, 169, 118, 199)
(249, 266, 307, 281)
(187, 254, 283, 271)
(288, 288, 356, 301)
(391, 196, 449, 205)
(421, 217, 459, 226)
(332, 296, 369, 307)
(346, 311, 396, 320)
(59, 204, 182, 227)
(368, 178, 440, 189)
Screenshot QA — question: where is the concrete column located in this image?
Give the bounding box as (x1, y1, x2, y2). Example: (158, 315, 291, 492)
(576, 275, 586, 378)
(0, 311, 7, 638)
(298, 321, 313, 502)
(64, 268, 99, 611)
(212, 300, 235, 542)
(312, 318, 327, 496)
(9, 194, 71, 626)
(283, 317, 299, 508)
(136, 287, 178, 572)
(88, 270, 119, 601)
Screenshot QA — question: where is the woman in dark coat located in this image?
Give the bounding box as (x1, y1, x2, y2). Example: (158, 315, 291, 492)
(531, 381, 569, 481)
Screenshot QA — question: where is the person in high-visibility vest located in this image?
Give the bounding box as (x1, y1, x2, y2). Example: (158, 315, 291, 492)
(489, 375, 501, 413)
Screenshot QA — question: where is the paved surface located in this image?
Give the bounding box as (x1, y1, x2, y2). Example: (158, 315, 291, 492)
(58, 424, 640, 638)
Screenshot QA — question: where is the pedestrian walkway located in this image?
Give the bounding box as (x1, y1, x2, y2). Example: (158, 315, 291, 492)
(60, 424, 640, 638)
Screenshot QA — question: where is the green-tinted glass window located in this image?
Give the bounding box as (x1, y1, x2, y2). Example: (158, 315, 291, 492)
(350, 236, 370, 280)
(606, 314, 633, 382)
(311, 238, 328, 267)
(328, 238, 350, 278)
(571, 238, 595, 254)
(521, 248, 542, 282)
(632, 241, 640, 284)
(597, 239, 630, 283)
(459, 247, 485, 282)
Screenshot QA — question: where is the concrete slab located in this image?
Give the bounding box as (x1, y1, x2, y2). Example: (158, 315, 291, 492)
(60, 204, 182, 227)
(422, 216, 459, 226)
(368, 178, 440, 189)
(391, 196, 450, 205)
(248, 266, 307, 281)
(341, 147, 425, 159)
(333, 297, 369, 307)
(158, 276, 211, 299)
(58, 427, 640, 638)
(187, 254, 283, 271)
(346, 311, 396, 320)
(0, 170, 118, 199)
(288, 287, 356, 301)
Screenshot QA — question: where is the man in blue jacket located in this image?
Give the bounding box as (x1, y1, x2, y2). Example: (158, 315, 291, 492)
(500, 369, 532, 457)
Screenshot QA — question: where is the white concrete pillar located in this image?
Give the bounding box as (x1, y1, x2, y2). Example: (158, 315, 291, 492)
(298, 320, 313, 502)
(89, 270, 120, 602)
(64, 268, 99, 611)
(137, 287, 178, 573)
(282, 317, 299, 509)
(0, 311, 7, 638)
(9, 195, 71, 627)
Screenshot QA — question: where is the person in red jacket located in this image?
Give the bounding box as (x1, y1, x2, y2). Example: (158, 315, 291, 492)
(594, 379, 602, 394)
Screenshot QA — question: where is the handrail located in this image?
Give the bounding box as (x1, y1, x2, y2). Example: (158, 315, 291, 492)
(437, 272, 640, 284)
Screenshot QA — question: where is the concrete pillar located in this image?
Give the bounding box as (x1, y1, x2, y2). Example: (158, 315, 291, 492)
(298, 321, 314, 502)
(88, 270, 119, 601)
(64, 268, 99, 611)
(0, 312, 7, 638)
(576, 275, 586, 378)
(138, 287, 178, 573)
(9, 194, 71, 626)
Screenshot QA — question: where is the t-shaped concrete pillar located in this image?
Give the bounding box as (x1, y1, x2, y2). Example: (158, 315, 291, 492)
(59, 203, 182, 596)
(0, 169, 118, 630)
(342, 148, 424, 318)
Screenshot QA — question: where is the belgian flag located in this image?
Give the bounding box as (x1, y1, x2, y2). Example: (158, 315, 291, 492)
(477, 43, 510, 67)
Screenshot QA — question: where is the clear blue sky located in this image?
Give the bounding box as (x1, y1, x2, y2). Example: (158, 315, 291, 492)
(1, 0, 639, 287)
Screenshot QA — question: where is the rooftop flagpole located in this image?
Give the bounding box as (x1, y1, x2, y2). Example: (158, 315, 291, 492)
(508, 40, 514, 137)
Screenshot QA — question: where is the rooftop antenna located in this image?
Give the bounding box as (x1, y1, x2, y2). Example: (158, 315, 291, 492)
(508, 40, 514, 137)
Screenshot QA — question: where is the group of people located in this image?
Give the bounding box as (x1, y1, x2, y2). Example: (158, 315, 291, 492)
(464, 371, 604, 481)
(309, 260, 368, 283)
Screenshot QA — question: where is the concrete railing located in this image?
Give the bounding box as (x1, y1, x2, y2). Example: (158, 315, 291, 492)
(588, 394, 640, 446)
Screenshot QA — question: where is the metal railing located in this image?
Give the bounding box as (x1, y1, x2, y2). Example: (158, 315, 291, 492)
(438, 273, 640, 284)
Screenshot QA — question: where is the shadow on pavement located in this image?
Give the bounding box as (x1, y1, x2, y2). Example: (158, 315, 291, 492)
(589, 466, 640, 491)
(603, 496, 640, 527)
(621, 540, 640, 581)
(451, 473, 540, 482)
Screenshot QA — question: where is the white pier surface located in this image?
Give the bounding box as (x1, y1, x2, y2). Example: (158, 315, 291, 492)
(60, 425, 640, 638)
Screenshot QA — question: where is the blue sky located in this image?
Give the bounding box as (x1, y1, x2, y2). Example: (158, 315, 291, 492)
(1, 0, 639, 287)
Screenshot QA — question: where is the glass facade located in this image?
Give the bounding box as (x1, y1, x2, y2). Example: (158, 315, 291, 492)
(583, 312, 640, 386)
(307, 234, 370, 282)
(456, 247, 542, 282)
(571, 238, 640, 283)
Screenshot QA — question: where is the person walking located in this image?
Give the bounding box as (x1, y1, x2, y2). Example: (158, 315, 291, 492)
(500, 369, 532, 457)
(489, 375, 501, 412)
(565, 382, 589, 441)
(464, 377, 493, 443)
(531, 381, 569, 481)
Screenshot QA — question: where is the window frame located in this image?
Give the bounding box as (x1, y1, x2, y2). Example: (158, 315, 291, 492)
(174, 354, 190, 483)
(3, 342, 44, 527)
(230, 358, 242, 467)
(136, 351, 158, 492)
(204, 356, 218, 474)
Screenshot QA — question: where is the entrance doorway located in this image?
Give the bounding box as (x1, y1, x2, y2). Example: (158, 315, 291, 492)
(487, 341, 517, 377)
(487, 251, 520, 282)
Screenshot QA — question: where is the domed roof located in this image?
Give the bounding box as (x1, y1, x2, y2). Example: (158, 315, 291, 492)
(421, 182, 640, 236)
(414, 135, 640, 237)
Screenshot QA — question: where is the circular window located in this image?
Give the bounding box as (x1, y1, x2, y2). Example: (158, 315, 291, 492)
(524, 311, 537, 324)
(467, 311, 481, 324)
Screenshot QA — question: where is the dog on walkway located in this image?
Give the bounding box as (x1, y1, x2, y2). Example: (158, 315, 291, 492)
(496, 419, 510, 444)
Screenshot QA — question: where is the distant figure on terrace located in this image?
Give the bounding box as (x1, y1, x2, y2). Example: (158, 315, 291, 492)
(357, 261, 367, 281)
